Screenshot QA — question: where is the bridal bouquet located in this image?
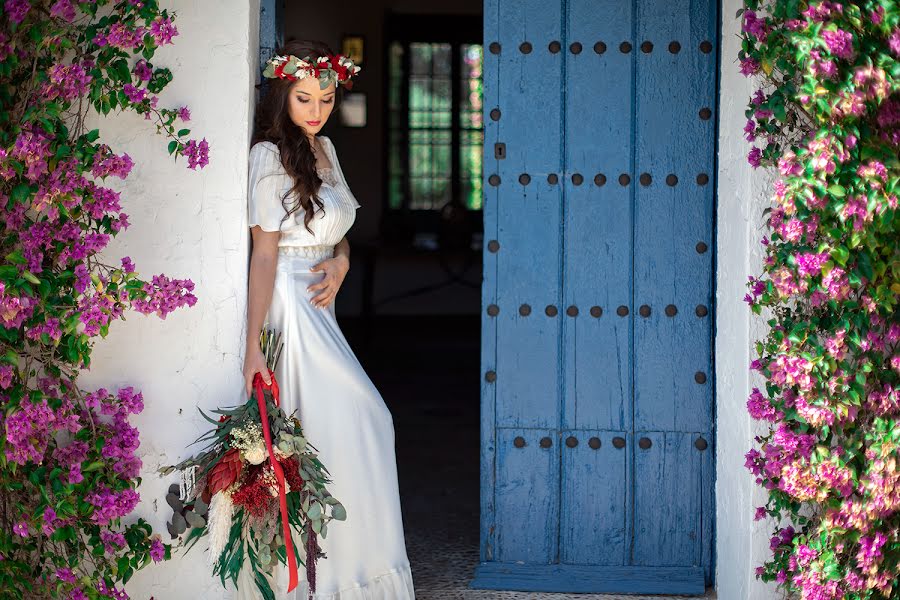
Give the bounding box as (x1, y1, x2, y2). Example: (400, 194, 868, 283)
(159, 327, 346, 600)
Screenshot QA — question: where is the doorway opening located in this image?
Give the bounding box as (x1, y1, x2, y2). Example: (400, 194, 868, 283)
(335, 9, 486, 595)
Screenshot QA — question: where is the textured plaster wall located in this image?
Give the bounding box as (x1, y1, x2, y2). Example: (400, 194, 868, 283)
(715, 0, 780, 598)
(78, 1, 260, 598)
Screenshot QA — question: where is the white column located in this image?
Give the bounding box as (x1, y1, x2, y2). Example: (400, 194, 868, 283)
(80, 1, 261, 598)
(715, 0, 780, 598)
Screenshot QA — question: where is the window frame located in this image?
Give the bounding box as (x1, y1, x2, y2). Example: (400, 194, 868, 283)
(382, 13, 484, 236)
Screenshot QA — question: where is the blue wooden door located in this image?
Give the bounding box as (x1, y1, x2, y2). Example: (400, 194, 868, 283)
(475, 0, 717, 594)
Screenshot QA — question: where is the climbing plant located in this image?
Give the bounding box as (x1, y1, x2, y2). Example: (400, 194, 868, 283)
(0, 0, 207, 598)
(739, 1, 898, 598)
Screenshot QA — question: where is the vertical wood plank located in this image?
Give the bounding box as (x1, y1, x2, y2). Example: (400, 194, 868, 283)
(563, 0, 635, 434)
(700, 430, 714, 583)
(494, 0, 563, 430)
(560, 430, 628, 565)
(633, 432, 701, 566)
(486, 0, 564, 568)
(480, 0, 501, 564)
(495, 428, 559, 563)
(633, 0, 716, 434)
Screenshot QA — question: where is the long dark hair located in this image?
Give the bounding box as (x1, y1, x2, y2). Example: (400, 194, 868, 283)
(251, 39, 343, 234)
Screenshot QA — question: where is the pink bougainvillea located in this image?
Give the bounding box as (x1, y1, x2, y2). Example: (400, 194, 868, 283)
(739, 1, 898, 599)
(0, 0, 200, 597)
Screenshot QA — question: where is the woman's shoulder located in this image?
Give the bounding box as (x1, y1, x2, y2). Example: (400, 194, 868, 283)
(250, 140, 279, 156)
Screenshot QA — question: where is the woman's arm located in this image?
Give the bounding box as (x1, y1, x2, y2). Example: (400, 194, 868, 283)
(243, 226, 280, 393)
(334, 236, 350, 265)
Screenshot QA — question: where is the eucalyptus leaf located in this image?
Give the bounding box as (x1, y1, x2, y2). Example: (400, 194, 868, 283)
(331, 503, 347, 521)
(184, 509, 206, 528)
(192, 498, 208, 516)
(165, 493, 183, 513)
(172, 512, 187, 535)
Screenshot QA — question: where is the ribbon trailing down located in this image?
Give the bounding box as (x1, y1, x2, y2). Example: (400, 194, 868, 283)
(253, 370, 299, 593)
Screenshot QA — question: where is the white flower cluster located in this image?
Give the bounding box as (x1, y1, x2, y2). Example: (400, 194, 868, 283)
(230, 422, 267, 465)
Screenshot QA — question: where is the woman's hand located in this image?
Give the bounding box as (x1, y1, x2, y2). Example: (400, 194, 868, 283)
(308, 254, 349, 308)
(242, 344, 271, 397)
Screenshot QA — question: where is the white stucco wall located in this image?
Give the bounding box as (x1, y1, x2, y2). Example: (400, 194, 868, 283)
(714, 1, 780, 598)
(79, 1, 260, 598)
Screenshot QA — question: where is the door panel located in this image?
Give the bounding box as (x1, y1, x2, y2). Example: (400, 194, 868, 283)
(494, 428, 559, 563)
(560, 430, 628, 565)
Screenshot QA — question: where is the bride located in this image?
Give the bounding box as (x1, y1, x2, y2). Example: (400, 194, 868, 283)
(239, 39, 416, 599)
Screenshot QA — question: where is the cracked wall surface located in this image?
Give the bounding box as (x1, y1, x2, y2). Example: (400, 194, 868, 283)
(79, 1, 260, 598)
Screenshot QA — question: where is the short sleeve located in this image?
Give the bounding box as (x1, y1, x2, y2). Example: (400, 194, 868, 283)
(322, 136, 361, 209)
(248, 142, 293, 232)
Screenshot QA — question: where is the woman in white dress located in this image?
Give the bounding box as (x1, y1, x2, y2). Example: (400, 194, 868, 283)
(239, 40, 416, 600)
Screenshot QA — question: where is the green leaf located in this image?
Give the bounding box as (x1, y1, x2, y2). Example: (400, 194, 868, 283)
(830, 246, 849, 266)
(826, 184, 845, 198)
(177, 128, 190, 137)
(11, 183, 32, 204)
(168, 140, 178, 155)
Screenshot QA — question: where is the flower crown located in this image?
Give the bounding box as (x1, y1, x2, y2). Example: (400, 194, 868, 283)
(263, 53, 361, 90)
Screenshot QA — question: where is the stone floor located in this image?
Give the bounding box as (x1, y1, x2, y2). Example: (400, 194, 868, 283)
(343, 315, 716, 600)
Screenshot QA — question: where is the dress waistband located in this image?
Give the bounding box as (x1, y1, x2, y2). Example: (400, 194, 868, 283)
(277, 244, 334, 261)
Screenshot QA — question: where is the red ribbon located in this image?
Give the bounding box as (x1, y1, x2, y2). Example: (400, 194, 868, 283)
(253, 370, 299, 593)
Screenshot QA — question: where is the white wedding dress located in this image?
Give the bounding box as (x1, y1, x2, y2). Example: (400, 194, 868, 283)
(235, 137, 415, 599)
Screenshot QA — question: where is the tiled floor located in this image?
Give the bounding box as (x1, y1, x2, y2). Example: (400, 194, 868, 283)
(344, 316, 716, 600)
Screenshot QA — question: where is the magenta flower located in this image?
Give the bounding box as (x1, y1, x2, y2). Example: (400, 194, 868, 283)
(890, 29, 900, 57)
(12, 521, 29, 537)
(4, 0, 31, 24)
(742, 10, 768, 41)
(42, 63, 93, 102)
(49, 0, 75, 22)
(150, 537, 165, 562)
(100, 530, 126, 554)
(747, 387, 778, 421)
(0, 365, 13, 389)
(740, 56, 760, 76)
(120, 256, 135, 273)
(183, 138, 209, 170)
(131, 273, 198, 318)
(794, 252, 828, 277)
(95, 22, 146, 50)
(821, 28, 854, 60)
(149, 16, 178, 46)
(178, 106, 191, 122)
(42, 506, 59, 536)
(87, 487, 140, 526)
(122, 84, 147, 104)
(92, 145, 134, 180)
(747, 146, 762, 168)
(132, 59, 152, 82)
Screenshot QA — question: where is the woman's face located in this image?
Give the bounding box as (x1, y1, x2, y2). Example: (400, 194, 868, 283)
(287, 75, 336, 137)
